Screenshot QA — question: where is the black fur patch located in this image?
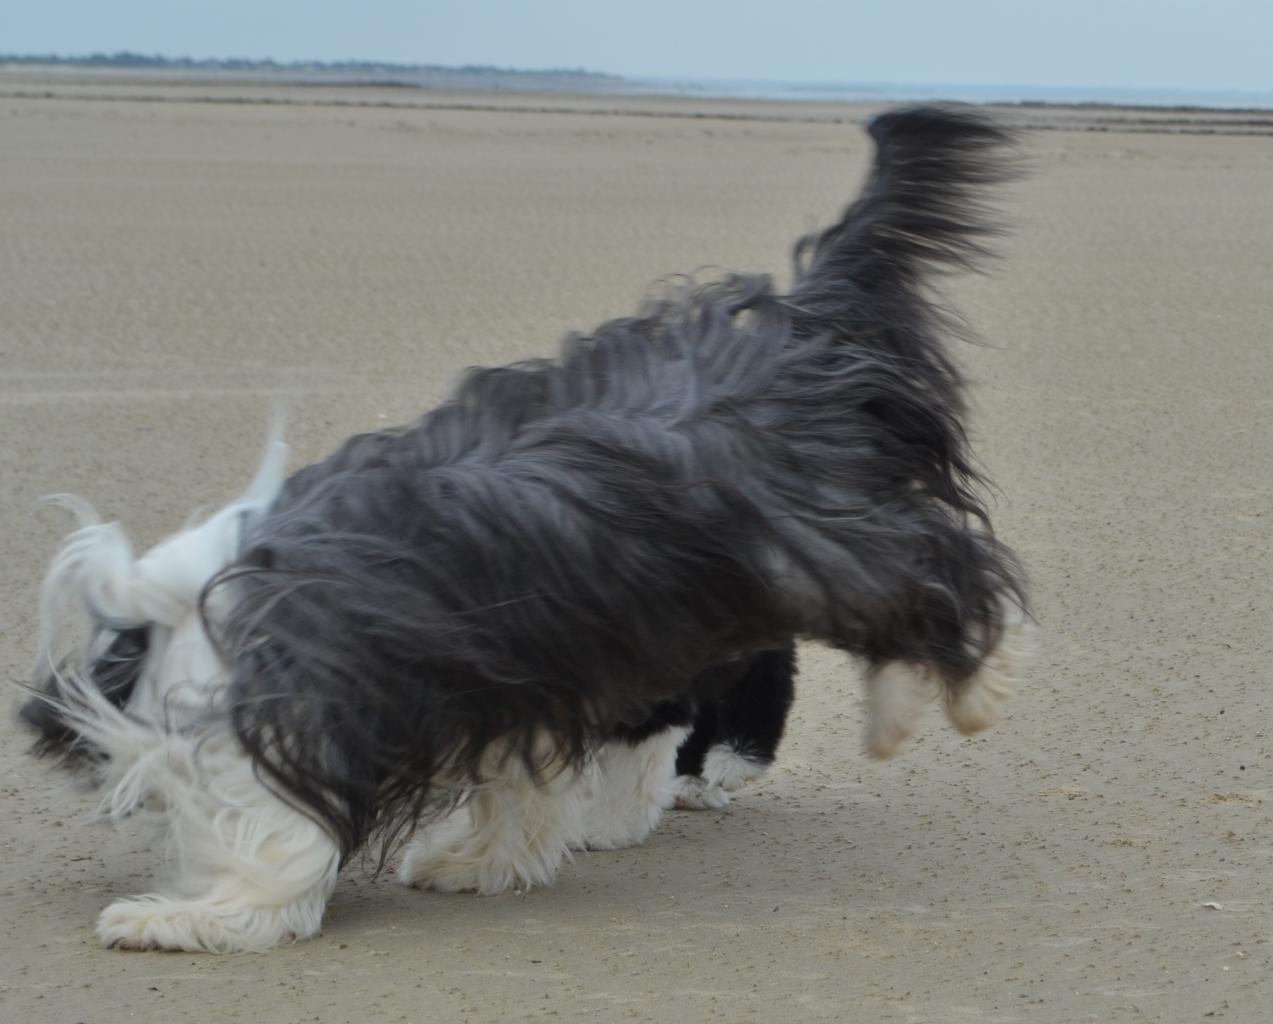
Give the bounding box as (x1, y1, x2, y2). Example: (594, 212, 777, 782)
(675, 644, 797, 779)
(20, 627, 150, 762)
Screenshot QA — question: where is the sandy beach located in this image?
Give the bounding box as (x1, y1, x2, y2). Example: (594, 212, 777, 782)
(3, 81, 1273, 1022)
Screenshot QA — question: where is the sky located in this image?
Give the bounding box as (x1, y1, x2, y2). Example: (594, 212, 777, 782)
(6, 0, 1272, 94)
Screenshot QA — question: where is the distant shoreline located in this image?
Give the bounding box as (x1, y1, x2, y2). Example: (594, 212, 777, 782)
(4, 61, 1272, 136)
(3, 53, 1271, 113)
(0, 52, 622, 82)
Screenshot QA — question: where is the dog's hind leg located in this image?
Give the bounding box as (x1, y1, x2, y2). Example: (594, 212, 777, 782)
(944, 593, 1035, 737)
(91, 730, 341, 953)
(397, 741, 588, 894)
(863, 660, 942, 760)
(862, 529, 1033, 760)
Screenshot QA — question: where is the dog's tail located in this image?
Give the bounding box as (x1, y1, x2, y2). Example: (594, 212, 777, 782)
(20, 424, 289, 764)
(781, 104, 1017, 520)
(777, 106, 1031, 752)
(787, 103, 1016, 385)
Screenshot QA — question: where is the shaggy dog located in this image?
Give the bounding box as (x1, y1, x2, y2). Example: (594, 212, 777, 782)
(22, 105, 1032, 953)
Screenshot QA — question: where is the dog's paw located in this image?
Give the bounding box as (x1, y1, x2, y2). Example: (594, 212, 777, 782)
(946, 602, 1036, 735)
(398, 839, 535, 895)
(98, 899, 166, 951)
(398, 813, 495, 892)
(865, 662, 939, 759)
(399, 853, 486, 893)
(702, 745, 768, 792)
(400, 849, 547, 895)
(97, 896, 291, 953)
(99, 897, 211, 952)
(97, 894, 312, 953)
(671, 774, 730, 810)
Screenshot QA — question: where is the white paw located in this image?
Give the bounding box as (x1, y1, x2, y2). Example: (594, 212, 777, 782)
(702, 745, 768, 792)
(398, 829, 560, 895)
(671, 775, 731, 810)
(97, 896, 299, 953)
(397, 812, 515, 893)
(946, 602, 1036, 736)
(865, 662, 939, 760)
(399, 852, 503, 894)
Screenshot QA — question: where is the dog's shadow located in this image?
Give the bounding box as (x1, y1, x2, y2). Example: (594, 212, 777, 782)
(314, 776, 966, 947)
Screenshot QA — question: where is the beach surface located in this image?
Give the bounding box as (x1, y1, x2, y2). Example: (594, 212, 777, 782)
(3, 81, 1272, 1022)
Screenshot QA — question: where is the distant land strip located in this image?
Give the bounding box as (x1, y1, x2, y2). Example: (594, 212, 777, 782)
(0, 52, 622, 78)
(4, 84, 1273, 137)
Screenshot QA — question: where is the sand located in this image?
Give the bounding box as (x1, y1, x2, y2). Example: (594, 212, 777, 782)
(2, 82, 1272, 1023)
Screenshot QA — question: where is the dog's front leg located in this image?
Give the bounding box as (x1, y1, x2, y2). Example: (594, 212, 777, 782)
(576, 726, 688, 850)
(398, 745, 586, 894)
(96, 739, 341, 953)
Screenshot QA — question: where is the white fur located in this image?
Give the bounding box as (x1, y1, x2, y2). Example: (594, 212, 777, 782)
(398, 726, 688, 892)
(31, 430, 343, 953)
(93, 730, 340, 953)
(864, 661, 940, 760)
(398, 740, 589, 894)
(37, 426, 287, 682)
(37, 428, 286, 736)
(946, 597, 1036, 735)
(673, 744, 766, 810)
(577, 726, 688, 850)
(702, 743, 768, 792)
(48, 650, 339, 953)
(671, 774, 730, 810)
(865, 597, 1036, 758)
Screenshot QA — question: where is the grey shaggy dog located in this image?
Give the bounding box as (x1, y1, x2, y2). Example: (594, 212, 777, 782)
(24, 104, 1032, 953)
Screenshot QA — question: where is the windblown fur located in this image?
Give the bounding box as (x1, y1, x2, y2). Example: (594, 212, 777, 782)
(23, 105, 1031, 952)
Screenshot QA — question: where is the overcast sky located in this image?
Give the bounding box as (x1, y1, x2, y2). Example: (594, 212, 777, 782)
(7, 0, 1271, 93)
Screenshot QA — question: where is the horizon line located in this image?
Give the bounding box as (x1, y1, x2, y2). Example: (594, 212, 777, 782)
(3, 51, 1271, 99)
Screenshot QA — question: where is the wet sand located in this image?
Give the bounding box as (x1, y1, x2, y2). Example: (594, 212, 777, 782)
(3, 83, 1272, 1022)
